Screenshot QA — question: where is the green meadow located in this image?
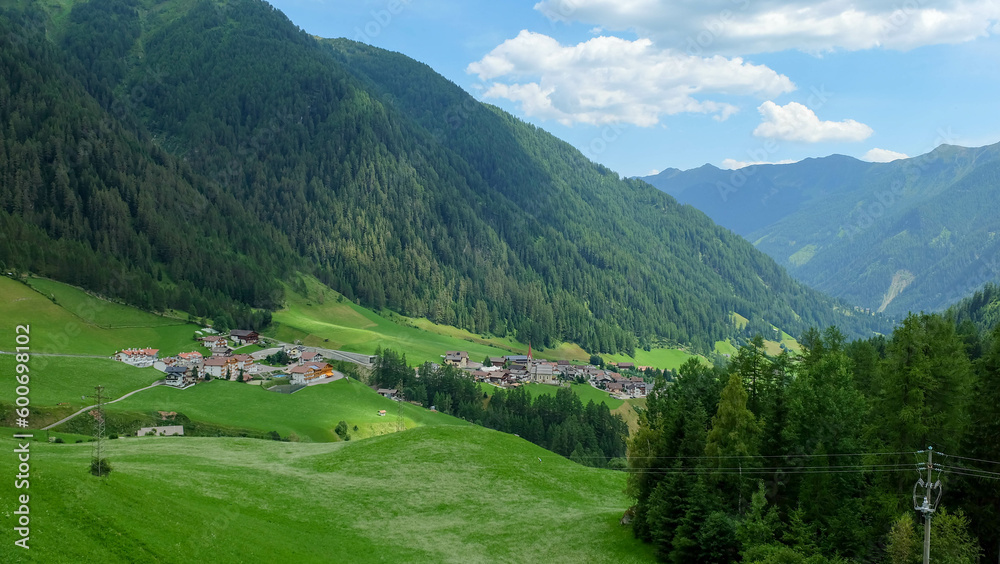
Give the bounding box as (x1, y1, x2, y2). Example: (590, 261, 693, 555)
(0, 277, 201, 356)
(478, 382, 624, 410)
(603, 346, 703, 371)
(522, 382, 625, 410)
(103, 378, 467, 442)
(0, 426, 655, 563)
(0, 355, 161, 412)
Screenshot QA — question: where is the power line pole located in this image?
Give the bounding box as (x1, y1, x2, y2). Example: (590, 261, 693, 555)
(914, 446, 943, 564)
(92, 385, 106, 477)
(396, 387, 405, 433)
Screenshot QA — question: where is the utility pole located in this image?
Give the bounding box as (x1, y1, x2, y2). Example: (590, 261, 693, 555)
(914, 446, 943, 564)
(92, 385, 106, 477)
(396, 387, 405, 433)
(923, 447, 932, 564)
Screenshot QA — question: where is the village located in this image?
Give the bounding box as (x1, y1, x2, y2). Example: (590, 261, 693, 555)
(113, 331, 653, 400)
(113, 329, 375, 390)
(441, 351, 653, 399)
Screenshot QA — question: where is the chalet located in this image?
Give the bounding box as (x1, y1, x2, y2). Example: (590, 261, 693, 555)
(204, 356, 237, 379)
(136, 425, 184, 437)
(300, 351, 324, 363)
(201, 335, 228, 349)
(229, 329, 260, 346)
(616, 362, 635, 370)
(506, 355, 529, 364)
(177, 351, 204, 366)
(443, 351, 469, 367)
(377, 388, 398, 399)
(164, 366, 195, 388)
(378, 410, 387, 417)
(115, 348, 159, 367)
(607, 382, 625, 393)
(489, 357, 506, 367)
(288, 362, 334, 385)
(233, 354, 254, 371)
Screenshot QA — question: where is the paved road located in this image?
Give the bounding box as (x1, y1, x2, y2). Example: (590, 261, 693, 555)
(305, 371, 346, 386)
(251, 342, 373, 368)
(42, 381, 164, 431)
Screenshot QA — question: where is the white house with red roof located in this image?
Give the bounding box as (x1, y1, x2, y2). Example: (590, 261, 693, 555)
(115, 348, 159, 367)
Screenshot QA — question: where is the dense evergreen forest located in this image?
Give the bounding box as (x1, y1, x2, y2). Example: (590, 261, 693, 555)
(627, 314, 1000, 563)
(369, 349, 628, 467)
(950, 283, 1000, 334)
(0, 0, 889, 354)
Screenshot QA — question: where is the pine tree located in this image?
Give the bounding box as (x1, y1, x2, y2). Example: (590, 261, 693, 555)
(705, 371, 762, 513)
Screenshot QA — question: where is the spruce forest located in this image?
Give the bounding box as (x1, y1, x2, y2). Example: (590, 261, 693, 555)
(0, 0, 888, 355)
(627, 307, 1000, 563)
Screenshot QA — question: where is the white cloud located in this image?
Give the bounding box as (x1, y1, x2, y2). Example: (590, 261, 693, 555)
(752, 101, 873, 143)
(722, 158, 798, 170)
(533, 0, 1000, 54)
(646, 169, 661, 175)
(466, 31, 795, 127)
(862, 148, 910, 162)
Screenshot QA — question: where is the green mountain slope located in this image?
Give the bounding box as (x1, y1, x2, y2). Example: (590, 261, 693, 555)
(1, 0, 888, 355)
(643, 144, 1000, 316)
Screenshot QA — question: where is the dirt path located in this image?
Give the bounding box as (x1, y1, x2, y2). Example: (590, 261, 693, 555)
(42, 381, 164, 431)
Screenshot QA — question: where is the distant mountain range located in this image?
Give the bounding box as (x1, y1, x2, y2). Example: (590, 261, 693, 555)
(0, 0, 888, 354)
(643, 143, 1000, 316)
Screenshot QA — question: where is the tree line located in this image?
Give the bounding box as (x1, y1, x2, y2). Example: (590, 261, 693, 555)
(370, 348, 628, 467)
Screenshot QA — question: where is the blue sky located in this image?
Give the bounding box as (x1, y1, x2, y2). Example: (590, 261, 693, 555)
(268, 0, 1000, 176)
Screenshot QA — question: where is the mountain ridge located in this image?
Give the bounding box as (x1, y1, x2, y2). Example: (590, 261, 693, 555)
(643, 141, 1000, 316)
(0, 0, 889, 355)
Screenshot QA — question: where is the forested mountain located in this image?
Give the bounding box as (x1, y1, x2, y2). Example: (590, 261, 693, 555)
(643, 144, 1000, 317)
(0, 0, 888, 354)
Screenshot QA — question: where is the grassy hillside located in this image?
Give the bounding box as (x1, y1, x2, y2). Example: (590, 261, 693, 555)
(0, 355, 159, 411)
(523, 383, 625, 410)
(101, 378, 466, 442)
(269, 277, 515, 366)
(0, 426, 654, 563)
(0, 276, 201, 356)
(272, 276, 696, 369)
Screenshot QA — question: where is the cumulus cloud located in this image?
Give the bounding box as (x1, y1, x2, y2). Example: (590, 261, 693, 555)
(721, 158, 798, 170)
(862, 148, 910, 162)
(533, 0, 1000, 54)
(467, 31, 795, 126)
(752, 101, 873, 142)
